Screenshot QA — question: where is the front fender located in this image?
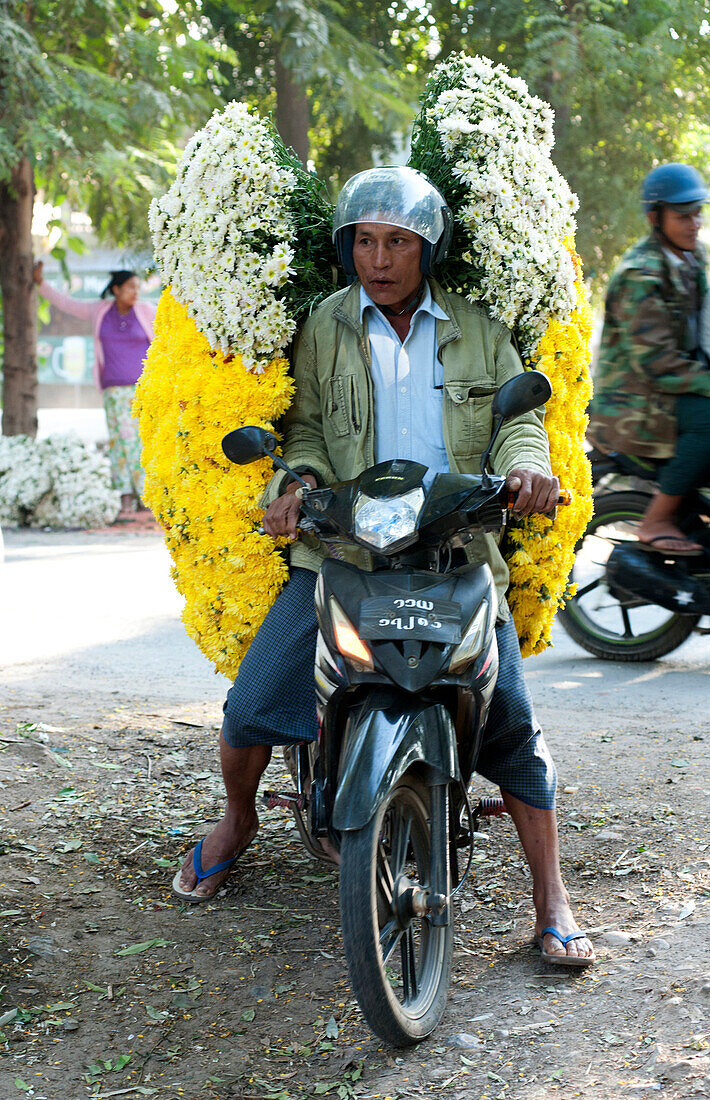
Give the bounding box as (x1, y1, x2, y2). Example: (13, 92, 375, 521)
(332, 700, 459, 832)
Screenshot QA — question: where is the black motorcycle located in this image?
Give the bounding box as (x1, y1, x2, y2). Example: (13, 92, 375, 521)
(559, 448, 710, 661)
(222, 370, 554, 1046)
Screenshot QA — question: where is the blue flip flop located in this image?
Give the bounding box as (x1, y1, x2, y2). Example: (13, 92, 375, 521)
(537, 926, 595, 967)
(171, 839, 246, 904)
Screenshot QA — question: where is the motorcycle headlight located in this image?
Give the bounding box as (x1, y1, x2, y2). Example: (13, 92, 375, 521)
(353, 487, 425, 551)
(448, 600, 490, 674)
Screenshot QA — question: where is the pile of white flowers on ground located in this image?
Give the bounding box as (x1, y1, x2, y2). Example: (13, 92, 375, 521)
(149, 102, 302, 370)
(0, 433, 120, 528)
(409, 53, 578, 353)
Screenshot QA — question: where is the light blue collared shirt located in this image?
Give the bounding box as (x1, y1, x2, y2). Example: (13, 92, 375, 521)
(360, 283, 450, 477)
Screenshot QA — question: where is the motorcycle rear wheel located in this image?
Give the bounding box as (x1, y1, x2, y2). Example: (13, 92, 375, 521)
(559, 490, 699, 660)
(339, 775, 453, 1047)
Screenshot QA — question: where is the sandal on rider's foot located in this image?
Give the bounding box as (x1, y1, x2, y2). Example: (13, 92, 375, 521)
(171, 838, 249, 903)
(637, 535, 703, 557)
(537, 926, 595, 968)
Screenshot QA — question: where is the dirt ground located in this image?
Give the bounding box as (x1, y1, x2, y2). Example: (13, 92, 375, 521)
(1, 691, 709, 1100)
(1, 531, 709, 1100)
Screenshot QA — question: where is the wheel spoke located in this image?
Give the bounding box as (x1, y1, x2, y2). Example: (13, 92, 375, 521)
(390, 808, 412, 878)
(620, 604, 634, 637)
(401, 925, 418, 1003)
(379, 919, 403, 965)
(340, 778, 455, 1042)
(376, 841, 394, 907)
(575, 576, 603, 599)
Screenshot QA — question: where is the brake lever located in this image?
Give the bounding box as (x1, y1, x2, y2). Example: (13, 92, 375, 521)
(256, 485, 325, 538)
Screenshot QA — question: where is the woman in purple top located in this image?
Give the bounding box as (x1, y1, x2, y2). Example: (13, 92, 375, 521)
(33, 263, 157, 518)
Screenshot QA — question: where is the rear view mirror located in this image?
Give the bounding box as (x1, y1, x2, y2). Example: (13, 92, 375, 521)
(222, 426, 278, 465)
(221, 426, 311, 490)
(492, 371, 552, 420)
(481, 370, 552, 479)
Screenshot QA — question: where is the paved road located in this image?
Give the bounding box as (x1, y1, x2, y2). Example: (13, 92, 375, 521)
(5, 528, 710, 724)
(3, 528, 226, 717)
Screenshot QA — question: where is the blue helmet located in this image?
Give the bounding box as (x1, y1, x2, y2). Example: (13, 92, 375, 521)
(641, 163, 709, 212)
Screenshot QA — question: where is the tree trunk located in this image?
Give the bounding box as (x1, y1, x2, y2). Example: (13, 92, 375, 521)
(275, 56, 310, 165)
(0, 156, 38, 437)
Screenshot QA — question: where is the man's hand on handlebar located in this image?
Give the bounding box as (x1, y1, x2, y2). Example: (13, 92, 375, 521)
(262, 475, 317, 539)
(263, 468, 559, 536)
(505, 469, 559, 517)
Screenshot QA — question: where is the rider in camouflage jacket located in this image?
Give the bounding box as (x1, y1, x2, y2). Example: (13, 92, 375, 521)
(588, 232, 710, 460)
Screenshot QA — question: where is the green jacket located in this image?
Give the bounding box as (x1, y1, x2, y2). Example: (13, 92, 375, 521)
(263, 279, 551, 617)
(588, 233, 710, 459)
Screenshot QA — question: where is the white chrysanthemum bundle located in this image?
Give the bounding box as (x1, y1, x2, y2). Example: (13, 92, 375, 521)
(149, 102, 301, 370)
(0, 434, 120, 528)
(410, 53, 578, 353)
(411, 54, 593, 655)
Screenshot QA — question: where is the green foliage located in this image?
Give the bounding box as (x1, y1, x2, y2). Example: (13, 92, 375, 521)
(426, 0, 710, 288)
(0, 0, 221, 246)
(202, 0, 428, 188)
(270, 132, 339, 320)
(3, 0, 710, 294)
(408, 56, 486, 296)
(44, 217, 90, 284)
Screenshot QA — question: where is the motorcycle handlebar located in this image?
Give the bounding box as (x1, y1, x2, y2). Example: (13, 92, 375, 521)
(257, 489, 571, 537)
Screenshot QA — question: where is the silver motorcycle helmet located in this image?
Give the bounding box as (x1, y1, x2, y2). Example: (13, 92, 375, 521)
(332, 165, 453, 277)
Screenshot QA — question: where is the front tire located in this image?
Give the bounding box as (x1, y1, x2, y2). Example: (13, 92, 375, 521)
(559, 490, 699, 660)
(339, 775, 453, 1047)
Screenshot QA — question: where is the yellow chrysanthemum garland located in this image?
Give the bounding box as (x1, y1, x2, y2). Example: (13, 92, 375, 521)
(506, 245, 594, 656)
(135, 104, 334, 680)
(134, 292, 295, 677)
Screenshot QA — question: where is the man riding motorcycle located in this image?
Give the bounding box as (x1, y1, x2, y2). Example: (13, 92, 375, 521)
(173, 166, 594, 967)
(588, 163, 710, 555)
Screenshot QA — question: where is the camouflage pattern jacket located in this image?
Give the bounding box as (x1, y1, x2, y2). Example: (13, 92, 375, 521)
(588, 232, 710, 459)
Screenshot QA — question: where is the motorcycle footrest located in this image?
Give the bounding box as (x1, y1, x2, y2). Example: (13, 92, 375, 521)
(263, 789, 306, 812)
(472, 796, 507, 824)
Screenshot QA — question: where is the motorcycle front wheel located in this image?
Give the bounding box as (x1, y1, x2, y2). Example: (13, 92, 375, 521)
(559, 490, 699, 661)
(339, 775, 453, 1047)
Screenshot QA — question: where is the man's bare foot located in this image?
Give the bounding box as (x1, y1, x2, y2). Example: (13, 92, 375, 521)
(638, 521, 702, 553)
(535, 893, 594, 964)
(175, 812, 258, 900)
